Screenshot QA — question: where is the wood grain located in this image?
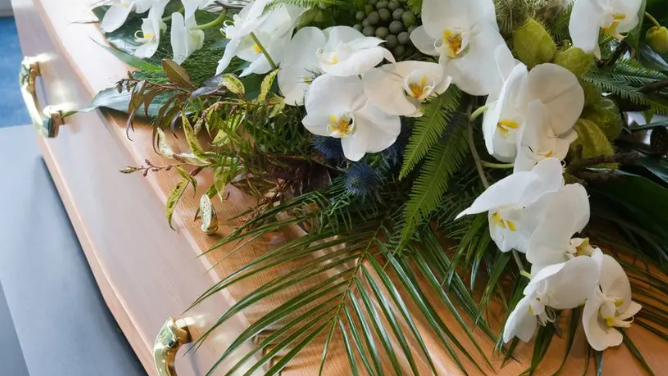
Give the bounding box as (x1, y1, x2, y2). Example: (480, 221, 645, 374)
(11, 0, 668, 374)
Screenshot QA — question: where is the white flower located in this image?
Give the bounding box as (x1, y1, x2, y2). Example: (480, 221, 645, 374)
(101, 0, 153, 33)
(526, 183, 591, 273)
(133, 1, 168, 59)
(570, 0, 643, 57)
(302, 74, 401, 162)
(456, 158, 564, 253)
(514, 100, 579, 172)
(482, 63, 584, 163)
(362, 61, 452, 117)
(216, 3, 303, 75)
(503, 253, 601, 343)
(316, 26, 395, 77)
(170, 13, 205, 65)
(278, 27, 327, 106)
(409, 0, 507, 96)
(583, 253, 641, 351)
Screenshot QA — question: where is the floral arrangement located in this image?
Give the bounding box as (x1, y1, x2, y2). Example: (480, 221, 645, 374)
(91, 0, 668, 374)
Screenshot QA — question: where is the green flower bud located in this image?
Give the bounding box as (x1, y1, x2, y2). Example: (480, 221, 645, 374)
(580, 80, 602, 108)
(646, 26, 668, 54)
(554, 47, 595, 76)
(582, 98, 624, 141)
(512, 19, 556, 68)
(651, 127, 668, 156)
(570, 119, 616, 168)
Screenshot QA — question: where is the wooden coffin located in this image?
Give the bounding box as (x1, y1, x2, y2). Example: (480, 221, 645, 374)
(10, 0, 668, 374)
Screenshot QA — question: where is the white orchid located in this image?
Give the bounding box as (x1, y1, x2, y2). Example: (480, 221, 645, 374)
(409, 0, 507, 96)
(456, 158, 564, 253)
(170, 13, 205, 65)
(216, 3, 303, 76)
(181, 0, 208, 20)
(483, 63, 584, 163)
(278, 27, 326, 106)
(101, 0, 153, 33)
(514, 100, 579, 172)
(584, 254, 641, 351)
(362, 61, 452, 117)
(503, 253, 601, 343)
(526, 183, 592, 273)
(133, 1, 168, 59)
(316, 26, 395, 77)
(302, 74, 401, 162)
(570, 0, 643, 57)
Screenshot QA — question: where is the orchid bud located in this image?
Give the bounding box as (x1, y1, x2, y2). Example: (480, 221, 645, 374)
(512, 19, 556, 68)
(646, 26, 668, 55)
(554, 47, 594, 76)
(582, 98, 624, 141)
(570, 119, 616, 168)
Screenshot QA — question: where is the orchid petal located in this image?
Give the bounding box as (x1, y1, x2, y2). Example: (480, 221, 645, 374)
(569, 0, 604, 54)
(342, 101, 401, 161)
(216, 37, 241, 75)
(599, 254, 632, 312)
(182, 0, 206, 20)
(319, 45, 394, 77)
(410, 26, 440, 57)
(278, 27, 326, 105)
(444, 24, 506, 96)
(503, 295, 538, 343)
(101, 3, 134, 33)
(527, 64, 584, 136)
(362, 66, 419, 116)
(544, 256, 600, 309)
(302, 74, 365, 139)
(583, 290, 623, 351)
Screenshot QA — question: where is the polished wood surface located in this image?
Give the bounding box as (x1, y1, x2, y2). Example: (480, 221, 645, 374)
(11, 0, 668, 374)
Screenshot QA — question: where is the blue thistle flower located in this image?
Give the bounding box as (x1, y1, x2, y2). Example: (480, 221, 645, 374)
(345, 163, 380, 198)
(383, 124, 411, 166)
(313, 136, 344, 160)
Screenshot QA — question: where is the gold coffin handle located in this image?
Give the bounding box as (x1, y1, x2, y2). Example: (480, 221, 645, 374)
(19, 57, 64, 138)
(154, 318, 192, 376)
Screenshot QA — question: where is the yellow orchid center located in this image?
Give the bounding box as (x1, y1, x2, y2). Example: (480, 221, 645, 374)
(328, 114, 355, 138)
(603, 13, 626, 39)
(443, 30, 464, 58)
(134, 30, 155, 43)
(253, 44, 262, 53)
(491, 212, 517, 231)
(605, 317, 616, 327)
(497, 120, 520, 135)
(614, 299, 624, 307)
(575, 237, 594, 256)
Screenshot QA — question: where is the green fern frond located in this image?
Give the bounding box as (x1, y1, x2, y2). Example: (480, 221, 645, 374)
(399, 88, 462, 179)
(267, 0, 344, 10)
(400, 115, 469, 244)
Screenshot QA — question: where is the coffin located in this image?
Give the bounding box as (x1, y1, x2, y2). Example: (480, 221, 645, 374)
(11, 0, 668, 375)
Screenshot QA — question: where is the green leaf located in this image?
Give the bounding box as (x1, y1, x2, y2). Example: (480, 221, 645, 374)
(258, 69, 278, 102)
(162, 59, 194, 88)
(400, 117, 468, 244)
(155, 128, 174, 158)
(181, 113, 205, 157)
(165, 178, 189, 229)
(623, 333, 657, 375)
(633, 155, 668, 185)
(79, 87, 174, 116)
(338, 320, 360, 376)
(552, 308, 582, 376)
(92, 39, 162, 72)
(529, 324, 555, 375)
(637, 43, 668, 72)
(629, 119, 668, 131)
(221, 74, 246, 96)
(399, 88, 461, 179)
(199, 194, 218, 235)
(627, 0, 648, 48)
(176, 166, 197, 194)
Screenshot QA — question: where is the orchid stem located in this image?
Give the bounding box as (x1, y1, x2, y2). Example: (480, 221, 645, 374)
(466, 102, 490, 189)
(481, 161, 514, 169)
(520, 270, 531, 279)
(250, 32, 277, 70)
(192, 9, 228, 30)
(645, 12, 662, 28)
(470, 105, 488, 122)
(514, 251, 527, 274)
(162, 6, 184, 22)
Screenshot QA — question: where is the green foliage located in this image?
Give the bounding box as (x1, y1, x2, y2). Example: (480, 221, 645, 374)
(584, 59, 668, 115)
(399, 88, 462, 179)
(407, 0, 422, 14)
(400, 115, 469, 245)
(549, 1, 573, 41)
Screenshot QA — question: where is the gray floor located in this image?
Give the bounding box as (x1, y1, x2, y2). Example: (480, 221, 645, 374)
(0, 17, 30, 128)
(0, 125, 146, 376)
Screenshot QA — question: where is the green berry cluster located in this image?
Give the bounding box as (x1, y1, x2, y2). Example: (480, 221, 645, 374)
(353, 0, 418, 59)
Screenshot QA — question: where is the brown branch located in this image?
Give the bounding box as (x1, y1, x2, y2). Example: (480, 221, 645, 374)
(641, 78, 668, 94)
(597, 40, 629, 68)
